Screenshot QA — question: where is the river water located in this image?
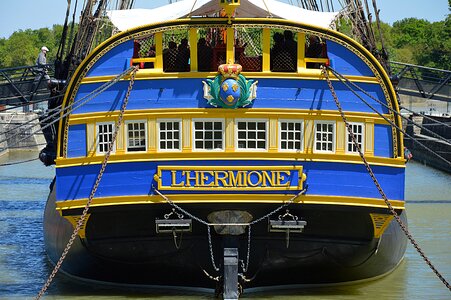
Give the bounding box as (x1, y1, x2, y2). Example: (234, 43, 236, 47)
(0, 151, 450, 300)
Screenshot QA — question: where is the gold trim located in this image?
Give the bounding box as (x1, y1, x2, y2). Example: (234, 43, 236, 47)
(155, 165, 306, 191)
(64, 214, 91, 239)
(55, 151, 406, 168)
(55, 194, 405, 211)
(59, 19, 401, 159)
(370, 213, 394, 238)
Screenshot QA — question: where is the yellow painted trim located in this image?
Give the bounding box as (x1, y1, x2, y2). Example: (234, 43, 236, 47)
(155, 165, 306, 191)
(336, 121, 345, 154)
(189, 28, 198, 71)
(226, 27, 235, 63)
(55, 194, 405, 211)
(297, 32, 306, 71)
(78, 72, 381, 85)
(55, 152, 406, 169)
(154, 32, 163, 70)
(64, 214, 91, 239)
(262, 28, 270, 72)
(225, 117, 234, 151)
(147, 118, 155, 151)
(66, 108, 393, 124)
(131, 57, 156, 63)
(370, 213, 395, 238)
(59, 18, 402, 160)
(182, 118, 191, 151)
(269, 118, 278, 151)
(365, 119, 375, 156)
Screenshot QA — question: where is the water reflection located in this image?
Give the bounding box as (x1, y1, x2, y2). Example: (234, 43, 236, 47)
(0, 154, 450, 299)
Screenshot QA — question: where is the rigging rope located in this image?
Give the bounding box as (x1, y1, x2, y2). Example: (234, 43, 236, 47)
(0, 157, 40, 167)
(322, 65, 451, 291)
(328, 66, 451, 145)
(153, 187, 307, 274)
(35, 65, 139, 300)
(326, 67, 451, 168)
(0, 67, 136, 151)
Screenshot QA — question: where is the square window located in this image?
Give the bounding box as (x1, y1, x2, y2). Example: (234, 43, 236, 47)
(236, 120, 267, 150)
(158, 120, 182, 151)
(193, 120, 224, 151)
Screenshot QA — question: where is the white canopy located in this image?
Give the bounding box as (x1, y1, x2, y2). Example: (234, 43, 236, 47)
(107, 0, 340, 32)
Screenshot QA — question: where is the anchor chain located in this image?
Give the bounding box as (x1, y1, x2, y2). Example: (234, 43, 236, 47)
(321, 65, 451, 292)
(154, 187, 306, 275)
(35, 66, 139, 300)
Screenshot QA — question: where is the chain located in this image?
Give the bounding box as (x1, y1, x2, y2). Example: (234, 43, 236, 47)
(154, 187, 306, 274)
(321, 66, 451, 292)
(35, 66, 139, 300)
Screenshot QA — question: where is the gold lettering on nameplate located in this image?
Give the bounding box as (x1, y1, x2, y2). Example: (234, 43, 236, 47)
(157, 166, 306, 191)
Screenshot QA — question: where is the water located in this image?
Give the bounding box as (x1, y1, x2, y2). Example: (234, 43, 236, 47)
(0, 151, 450, 299)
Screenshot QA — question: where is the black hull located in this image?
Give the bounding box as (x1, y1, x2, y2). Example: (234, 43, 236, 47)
(44, 186, 407, 290)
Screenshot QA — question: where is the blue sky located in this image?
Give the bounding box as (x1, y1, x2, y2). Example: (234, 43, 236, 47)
(0, 0, 449, 39)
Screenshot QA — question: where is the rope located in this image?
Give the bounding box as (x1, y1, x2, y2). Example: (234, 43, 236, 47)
(326, 67, 451, 168)
(328, 67, 451, 145)
(34, 66, 139, 300)
(0, 67, 135, 151)
(0, 157, 40, 167)
(322, 65, 451, 292)
(154, 187, 307, 274)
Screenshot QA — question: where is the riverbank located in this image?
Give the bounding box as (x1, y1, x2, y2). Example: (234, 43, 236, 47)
(0, 112, 45, 157)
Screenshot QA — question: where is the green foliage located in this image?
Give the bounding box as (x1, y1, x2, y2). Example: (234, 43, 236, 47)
(1, 14, 450, 71)
(0, 25, 69, 68)
(337, 15, 450, 70)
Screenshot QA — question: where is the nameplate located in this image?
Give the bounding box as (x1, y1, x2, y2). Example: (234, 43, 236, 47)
(155, 166, 306, 191)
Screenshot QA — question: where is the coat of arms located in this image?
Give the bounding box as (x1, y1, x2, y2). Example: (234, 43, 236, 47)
(202, 63, 258, 109)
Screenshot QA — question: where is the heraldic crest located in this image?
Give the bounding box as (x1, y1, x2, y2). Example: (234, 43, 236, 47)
(202, 62, 258, 109)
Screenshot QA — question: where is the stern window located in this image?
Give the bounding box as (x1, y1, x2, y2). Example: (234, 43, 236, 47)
(193, 119, 224, 151)
(236, 120, 267, 150)
(158, 119, 182, 151)
(126, 121, 147, 152)
(314, 121, 335, 153)
(279, 120, 304, 151)
(96, 122, 115, 154)
(346, 122, 364, 154)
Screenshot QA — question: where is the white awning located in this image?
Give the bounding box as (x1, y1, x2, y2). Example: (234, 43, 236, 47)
(107, 0, 340, 32)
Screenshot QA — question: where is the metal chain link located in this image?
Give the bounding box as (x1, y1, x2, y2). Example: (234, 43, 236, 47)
(322, 66, 451, 292)
(35, 66, 139, 300)
(154, 188, 306, 274)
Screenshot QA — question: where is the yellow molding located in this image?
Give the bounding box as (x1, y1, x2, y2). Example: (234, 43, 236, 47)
(297, 32, 306, 71)
(262, 28, 270, 72)
(55, 152, 406, 168)
(67, 108, 393, 124)
(226, 27, 235, 63)
(154, 32, 163, 70)
(189, 28, 198, 71)
(55, 194, 405, 211)
(78, 72, 381, 84)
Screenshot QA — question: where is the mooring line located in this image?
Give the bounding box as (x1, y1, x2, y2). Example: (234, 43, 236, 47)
(322, 65, 451, 291)
(34, 66, 139, 300)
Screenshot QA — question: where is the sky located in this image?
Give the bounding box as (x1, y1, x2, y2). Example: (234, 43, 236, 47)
(0, 0, 449, 39)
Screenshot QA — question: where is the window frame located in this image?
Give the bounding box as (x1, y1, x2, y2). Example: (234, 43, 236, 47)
(192, 118, 225, 152)
(96, 121, 116, 155)
(313, 120, 336, 154)
(235, 118, 268, 151)
(278, 119, 304, 152)
(124, 120, 147, 153)
(157, 118, 182, 152)
(345, 122, 365, 154)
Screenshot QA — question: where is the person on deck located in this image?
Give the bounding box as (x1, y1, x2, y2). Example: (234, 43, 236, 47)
(36, 46, 50, 83)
